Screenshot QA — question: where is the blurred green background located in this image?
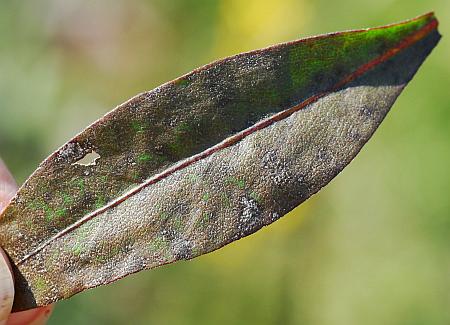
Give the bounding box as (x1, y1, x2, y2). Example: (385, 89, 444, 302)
(0, 0, 449, 324)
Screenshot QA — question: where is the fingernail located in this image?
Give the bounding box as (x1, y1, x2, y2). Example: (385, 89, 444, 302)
(0, 249, 14, 325)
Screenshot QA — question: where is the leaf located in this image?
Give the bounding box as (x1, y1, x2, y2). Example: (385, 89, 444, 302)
(0, 13, 440, 311)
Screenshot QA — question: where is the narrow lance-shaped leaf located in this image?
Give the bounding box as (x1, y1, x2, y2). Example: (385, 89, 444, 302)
(0, 13, 440, 311)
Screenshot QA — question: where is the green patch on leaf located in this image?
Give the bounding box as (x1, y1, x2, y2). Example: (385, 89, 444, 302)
(249, 191, 262, 204)
(131, 120, 148, 133)
(95, 195, 107, 209)
(201, 192, 210, 202)
(174, 78, 191, 87)
(226, 176, 246, 189)
(34, 277, 47, 293)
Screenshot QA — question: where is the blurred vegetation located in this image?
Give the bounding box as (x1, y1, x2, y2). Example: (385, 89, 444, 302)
(0, 0, 449, 324)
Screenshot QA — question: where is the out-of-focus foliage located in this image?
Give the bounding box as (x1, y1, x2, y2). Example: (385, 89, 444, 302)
(0, 0, 448, 324)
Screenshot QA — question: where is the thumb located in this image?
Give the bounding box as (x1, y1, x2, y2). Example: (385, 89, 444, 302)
(0, 159, 17, 215)
(0, 248, 14, 325)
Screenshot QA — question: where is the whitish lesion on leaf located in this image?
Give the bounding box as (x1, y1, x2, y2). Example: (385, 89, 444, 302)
(72, 150, 101, 167)
(237, 196, 262, 236)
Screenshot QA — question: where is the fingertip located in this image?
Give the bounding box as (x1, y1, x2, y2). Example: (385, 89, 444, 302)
(0, 159, 16, 189)
(0, 248, 14, 325)
(0, 159, 17, 215)
(6, 305, 54, 325)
